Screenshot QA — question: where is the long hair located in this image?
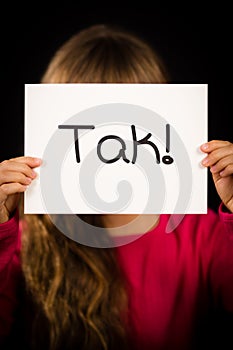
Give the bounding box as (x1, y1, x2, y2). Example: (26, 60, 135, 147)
(21, 24, 168, 350)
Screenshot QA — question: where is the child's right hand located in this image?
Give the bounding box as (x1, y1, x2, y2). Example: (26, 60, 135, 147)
(0, 156, 42, 223)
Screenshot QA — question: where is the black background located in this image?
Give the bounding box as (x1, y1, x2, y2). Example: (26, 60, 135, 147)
(1, 7, 232, 213)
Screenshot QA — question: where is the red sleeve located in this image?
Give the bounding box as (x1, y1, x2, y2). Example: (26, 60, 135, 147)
(208, 203, 233, 310)
(0, 210, 22, 343)
(218, 202, 233, 238)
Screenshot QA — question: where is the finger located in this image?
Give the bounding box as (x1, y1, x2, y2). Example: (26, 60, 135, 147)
(201, 146, 233, 167)
(0, 171, 33, 186)
(9, 156, 42, 168)
(219, 164, 233, 177)
(0, 183, 28, 197)
(200, 140, 232, 153)
(210, 155, 233, 174)
(0, 161, 38, 179)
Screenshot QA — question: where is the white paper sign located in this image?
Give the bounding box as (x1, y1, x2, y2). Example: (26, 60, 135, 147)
(24, 83, 208, 214)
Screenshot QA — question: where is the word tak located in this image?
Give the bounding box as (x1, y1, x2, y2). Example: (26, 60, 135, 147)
(58, 124, 174, 165)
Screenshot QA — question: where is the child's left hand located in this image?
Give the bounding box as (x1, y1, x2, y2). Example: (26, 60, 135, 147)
(200, 140, 233, 213)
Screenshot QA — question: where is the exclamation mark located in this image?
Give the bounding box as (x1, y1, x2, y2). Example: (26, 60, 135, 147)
(162, 124, 174, 164)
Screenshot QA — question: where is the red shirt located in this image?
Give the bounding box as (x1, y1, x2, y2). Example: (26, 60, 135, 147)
(0, 204, 233, 349)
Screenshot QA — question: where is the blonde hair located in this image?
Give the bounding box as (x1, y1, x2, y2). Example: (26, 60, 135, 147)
(42, 24, 168, 84)
(21, 24, 168, 350)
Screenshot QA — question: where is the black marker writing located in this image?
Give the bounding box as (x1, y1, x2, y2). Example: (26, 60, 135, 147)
(131, 125, 160, 164)
(97, 135, 130, 164)
(162, 124, 174, 165)
(58, 124, 174, 165)
(58, 125, 95, 163)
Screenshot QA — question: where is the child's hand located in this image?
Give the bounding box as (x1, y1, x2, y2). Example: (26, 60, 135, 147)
(200, 140, 233, 213)
(0, 156, 42, 223)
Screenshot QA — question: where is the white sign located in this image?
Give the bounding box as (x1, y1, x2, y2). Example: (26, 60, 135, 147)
(24, 83, 208, 214)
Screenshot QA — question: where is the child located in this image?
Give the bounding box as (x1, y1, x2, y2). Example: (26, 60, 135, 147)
(0, 24, 233, 350)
